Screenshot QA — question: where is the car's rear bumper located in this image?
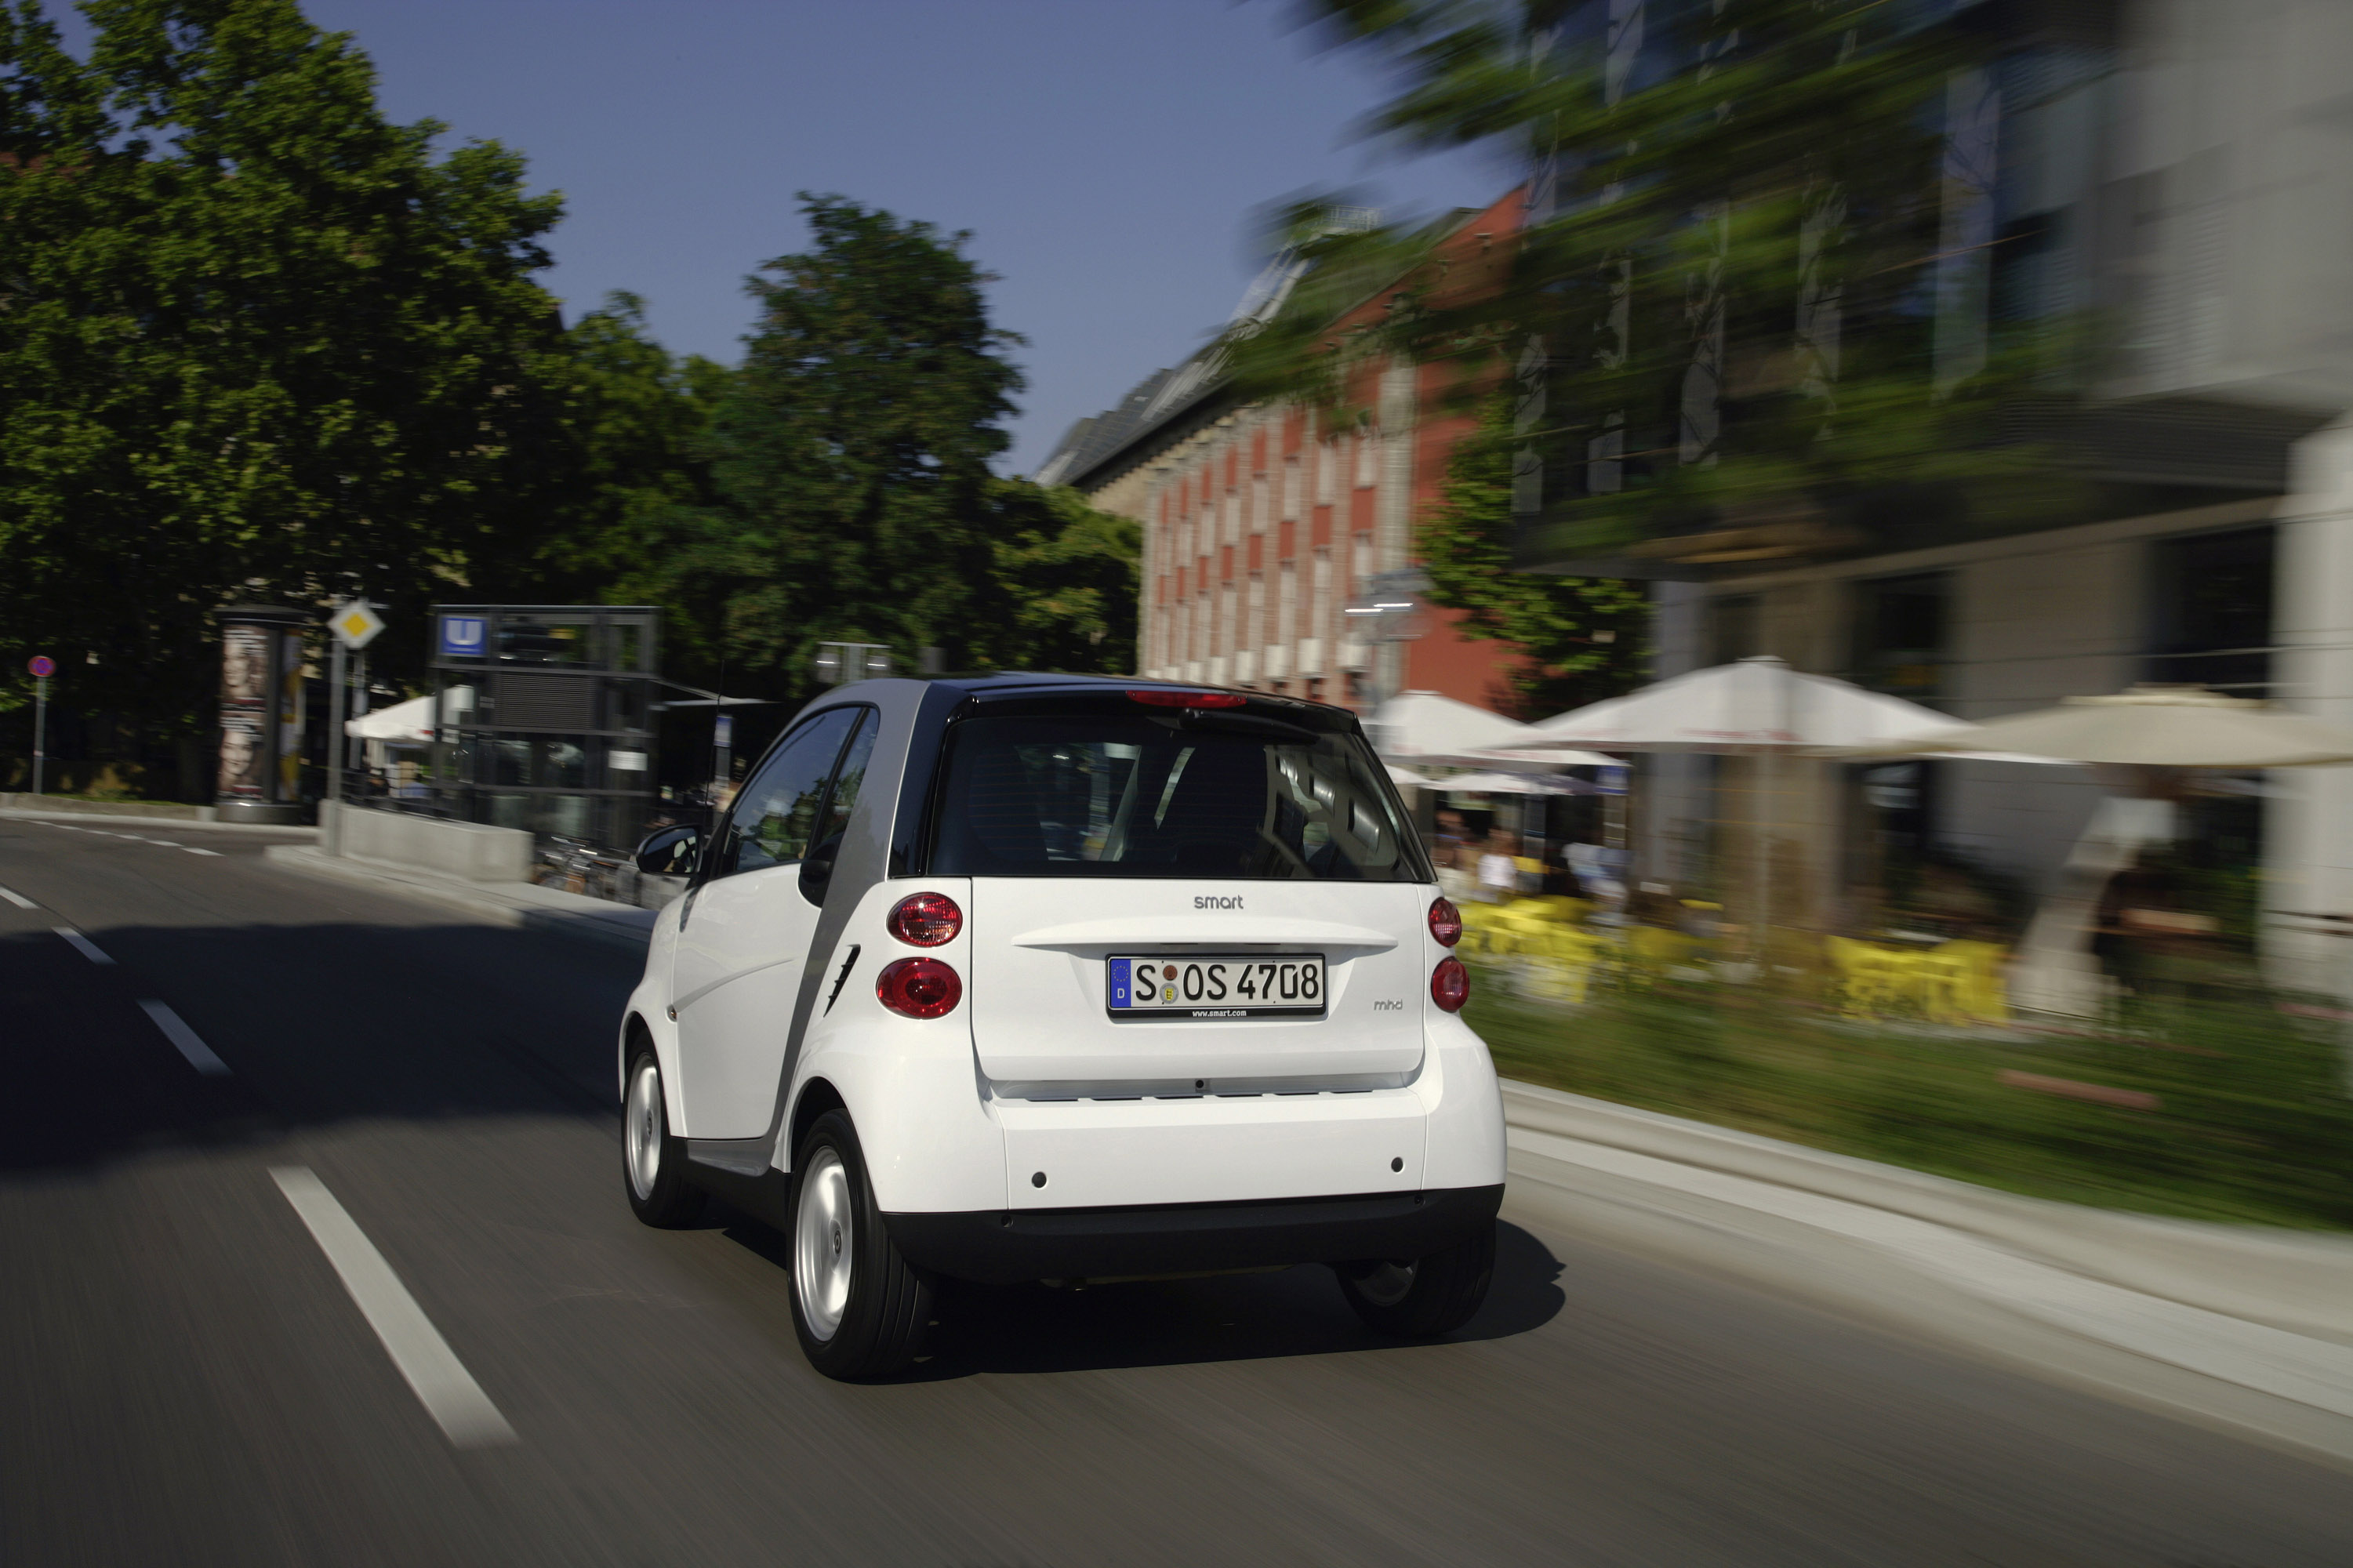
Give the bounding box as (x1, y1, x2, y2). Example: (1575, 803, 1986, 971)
(882, 1184, 1504, 1284)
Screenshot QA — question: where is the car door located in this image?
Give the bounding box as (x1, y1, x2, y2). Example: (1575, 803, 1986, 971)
(670, 705, 873, 1138)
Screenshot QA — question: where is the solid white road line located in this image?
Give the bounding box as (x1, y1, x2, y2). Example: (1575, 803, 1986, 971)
(268, 1167, 517, 1450)
(136, 1000, 231, 1077)
(0, 884, 34, 909)
(55, 927, 114, 965)
(183, 847, 221, 857)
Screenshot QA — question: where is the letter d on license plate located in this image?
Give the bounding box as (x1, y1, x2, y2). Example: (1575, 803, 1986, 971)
(1106, 955, 1327, 1021)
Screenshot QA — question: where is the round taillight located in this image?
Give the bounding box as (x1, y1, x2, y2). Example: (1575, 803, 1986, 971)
(1431, 956, 1470, 1013)
(877, 957, 961, 1019)
(888, 891, 962, 946)
(1428, 896, 1462, 947)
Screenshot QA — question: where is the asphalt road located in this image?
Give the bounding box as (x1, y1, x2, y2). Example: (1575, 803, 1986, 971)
(4, 816, 2351, 1566)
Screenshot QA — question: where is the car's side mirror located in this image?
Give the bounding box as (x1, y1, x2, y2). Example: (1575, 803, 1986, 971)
(636, 823, 701, 877)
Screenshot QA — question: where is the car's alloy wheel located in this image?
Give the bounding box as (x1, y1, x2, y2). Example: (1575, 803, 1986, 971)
(788, 1110, 934, 1379)
(793, 1146, 855, 1341)
(621, 1048, 705, 1228)
(1333, 1225, 1496, 1337)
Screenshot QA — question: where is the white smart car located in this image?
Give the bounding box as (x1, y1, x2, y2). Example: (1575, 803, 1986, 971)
(620, 675, 1505, 1378)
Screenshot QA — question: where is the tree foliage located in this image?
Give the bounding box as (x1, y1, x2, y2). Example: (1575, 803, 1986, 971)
(0, 0, 567, 720)
(634, 194, 1137, 695)
(1421, 395, 1647, 715)
(1233, 0, 2057, 572)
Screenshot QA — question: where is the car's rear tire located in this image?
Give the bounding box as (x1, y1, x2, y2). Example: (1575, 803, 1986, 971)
(1333, 1224, 1496, 1337)
(790, 1109, 934, 1380)
(623, 1048, 706, 1229)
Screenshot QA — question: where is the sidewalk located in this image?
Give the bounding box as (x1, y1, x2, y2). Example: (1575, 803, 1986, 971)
(1505, 1081, 2353, 1468)
(252, 840, 2353, 1466)
(262, 843, 655, 952)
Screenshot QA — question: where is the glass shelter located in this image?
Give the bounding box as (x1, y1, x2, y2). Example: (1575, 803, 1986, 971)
(427, 604, 661, 848)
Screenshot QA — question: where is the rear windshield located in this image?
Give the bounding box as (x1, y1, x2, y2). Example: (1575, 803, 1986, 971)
(928, 710, 1426, 881)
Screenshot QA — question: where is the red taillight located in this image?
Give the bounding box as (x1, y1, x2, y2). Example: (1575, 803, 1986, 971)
(877, 957, 961, 1018)
(1126, 688, 1247, 708)
(888, 891, 962, 946)
(1431, 956, 1470, 1013)
(1428, 897, 1462, 947)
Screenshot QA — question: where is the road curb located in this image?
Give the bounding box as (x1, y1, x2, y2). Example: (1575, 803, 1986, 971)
(261, 844, 655, 954)
(2, 808, 318, 837)
(1499, 1081, 2353, 1345)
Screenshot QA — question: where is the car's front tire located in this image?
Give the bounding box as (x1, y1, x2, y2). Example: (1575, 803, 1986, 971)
(623, 1047, 706, 1229)
(1333, 1225, 1496, 1337)
(790, 1109, 934, 1380)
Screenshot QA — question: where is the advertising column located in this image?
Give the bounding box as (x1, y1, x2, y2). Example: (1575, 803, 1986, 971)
(216, 604, 310, 825)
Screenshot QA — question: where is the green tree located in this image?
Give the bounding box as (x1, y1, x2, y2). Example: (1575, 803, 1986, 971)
(0, 0, 565, 726)
(525, 292, 730, 629)
(982, 477, 1140, 673)
(1420, 395, 1646, 715)
(1233, 1, 2056, 574)
(700, 194, 1019, 688)
(648, 193, 1137, 695)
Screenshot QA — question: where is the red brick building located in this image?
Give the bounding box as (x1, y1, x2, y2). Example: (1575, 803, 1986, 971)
(1035, 189, 1531, 716)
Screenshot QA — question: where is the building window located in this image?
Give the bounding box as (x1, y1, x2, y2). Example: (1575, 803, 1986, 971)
(2148, 525, 2274, 694)
(1851, 573, 1948, 702)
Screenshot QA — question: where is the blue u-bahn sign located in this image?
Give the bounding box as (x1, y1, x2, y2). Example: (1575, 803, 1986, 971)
(437, 615, 488, 658)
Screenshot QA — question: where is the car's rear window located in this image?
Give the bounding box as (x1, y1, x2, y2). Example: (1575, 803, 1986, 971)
(928, 710, 1425, 881)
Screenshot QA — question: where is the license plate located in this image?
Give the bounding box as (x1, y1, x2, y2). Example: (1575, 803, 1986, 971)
(1106, 955, 1327, 1021)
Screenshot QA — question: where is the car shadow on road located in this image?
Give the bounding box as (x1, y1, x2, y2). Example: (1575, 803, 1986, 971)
(714, 1210, 1564, 1379)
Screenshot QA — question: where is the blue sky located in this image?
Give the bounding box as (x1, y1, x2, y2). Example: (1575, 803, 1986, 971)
(285, 0, 1509, 474)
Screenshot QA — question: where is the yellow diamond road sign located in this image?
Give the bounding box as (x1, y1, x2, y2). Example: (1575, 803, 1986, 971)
(330, 601, 385, 650)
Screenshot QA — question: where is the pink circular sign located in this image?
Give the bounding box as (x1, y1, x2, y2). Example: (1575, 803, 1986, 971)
(27, 656, 54, 678)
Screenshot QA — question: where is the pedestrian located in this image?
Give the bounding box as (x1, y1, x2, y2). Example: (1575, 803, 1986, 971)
(1476, 829, 1520, 904)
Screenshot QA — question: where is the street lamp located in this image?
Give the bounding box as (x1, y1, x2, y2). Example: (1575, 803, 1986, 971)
(814, 642, 892, 686)
(1343, 568, 1432, 712)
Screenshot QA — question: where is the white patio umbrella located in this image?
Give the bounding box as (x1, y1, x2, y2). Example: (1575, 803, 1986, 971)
(1432, 770, 1604, 796)
(1833, 687, 2353, 1016)
(1520, 658, 1973, 948)
(1836, 686, 2353, 768)
(1523, 655, 1971, 753)
(343, 693, 433, 742)
(1365, 690, 1596, 769)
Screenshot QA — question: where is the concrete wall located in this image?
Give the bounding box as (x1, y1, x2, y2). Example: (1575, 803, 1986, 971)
(2264, 419, 2353, 997)
(332, 804, 532, 885)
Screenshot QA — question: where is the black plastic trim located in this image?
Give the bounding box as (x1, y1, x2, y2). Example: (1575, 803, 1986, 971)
(881, 1185, 1503, 1284)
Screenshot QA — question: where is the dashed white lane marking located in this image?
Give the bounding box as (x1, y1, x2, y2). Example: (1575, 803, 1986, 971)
(269, 1167, 515, 1449)
(183, 847, 222, 857)
(147, 840, 180, 847)
(55, 927, 114, 965)
(0, 884, 34, 909)
(136, 1000, 231, 1076)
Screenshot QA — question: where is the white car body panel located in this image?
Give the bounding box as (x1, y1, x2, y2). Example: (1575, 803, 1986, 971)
(670, 864, 822, 1138)
(618, 675, 1506, 1287)
(966, 877, 1429, 1086)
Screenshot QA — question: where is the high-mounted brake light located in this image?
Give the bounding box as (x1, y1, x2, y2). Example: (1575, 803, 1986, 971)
(1430, 956, 1470, 1013)
(1126, 688, 1247, 709)
(877, 957, 961, 1018)
(888, 891, 962, 946)
(1428, 897, 1463, 948)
